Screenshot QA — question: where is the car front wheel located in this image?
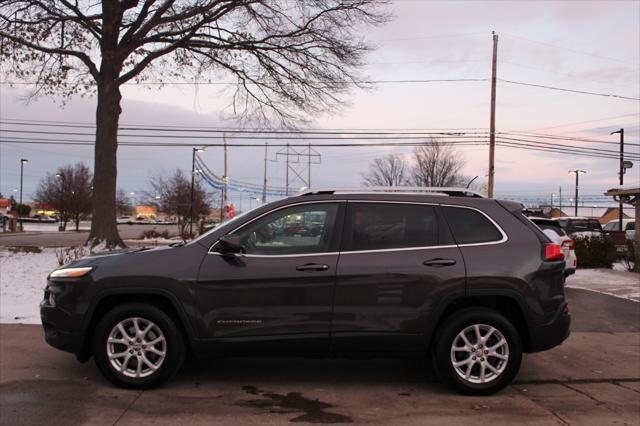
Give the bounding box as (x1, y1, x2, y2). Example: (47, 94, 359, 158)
(432, 308, 522, 395)
(92, 303, 185, 389)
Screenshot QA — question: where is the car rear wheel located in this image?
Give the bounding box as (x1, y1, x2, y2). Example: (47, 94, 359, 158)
(432, 308, 522, 395)
(93, 303, 185, 389)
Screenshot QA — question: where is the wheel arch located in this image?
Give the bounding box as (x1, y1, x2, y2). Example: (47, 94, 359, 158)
(430, 291, 533, 353)
(78, 289, 196, 362)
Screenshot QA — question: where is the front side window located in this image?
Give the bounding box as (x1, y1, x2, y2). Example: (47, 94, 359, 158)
(442, 206, 503, 245)
(345, 203, 439, 251)
(234, 203, 339, 255)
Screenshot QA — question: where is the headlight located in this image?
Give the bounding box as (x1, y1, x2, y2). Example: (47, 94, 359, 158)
(49, 267, 93, 279)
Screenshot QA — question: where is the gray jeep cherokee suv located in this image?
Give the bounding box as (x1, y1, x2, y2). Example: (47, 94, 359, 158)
(41, 187, 570, 395)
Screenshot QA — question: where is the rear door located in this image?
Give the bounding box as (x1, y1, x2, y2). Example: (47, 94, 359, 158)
(331, 201, 466, 355)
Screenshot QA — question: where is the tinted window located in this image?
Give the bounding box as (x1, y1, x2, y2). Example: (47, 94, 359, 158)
(532, 221, 566, 237)
(346, 203, 439, 251)
(627, 222, 635, 231)
(235, 203, 339, 255)
(588, 220, 602, 231)
(443, 206, 503, 244)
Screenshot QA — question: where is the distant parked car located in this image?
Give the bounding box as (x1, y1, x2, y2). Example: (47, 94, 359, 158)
(32, 214, 57, 223)
(116, 216, 134, 225)
(603, 219, 635, 241)
(554, 217, 603, 238)
(529, 217, 577, 276)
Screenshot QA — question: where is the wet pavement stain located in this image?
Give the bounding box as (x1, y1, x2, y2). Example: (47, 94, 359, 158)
(236, 385, 353, 423)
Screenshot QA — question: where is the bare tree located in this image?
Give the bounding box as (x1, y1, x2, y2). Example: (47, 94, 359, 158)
(361, 152, 410, 186)
(1, 1, 390, 248)
(147, 170, 211, 239)
(35, 163, 93, 231)
(411, 140, 466, 187)
(115, 189, 134, 217)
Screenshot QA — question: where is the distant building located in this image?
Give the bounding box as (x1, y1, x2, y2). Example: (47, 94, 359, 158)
(135, 205, 157, 219)
(598, 207, 631, 224)
(0, 199, 11, 216)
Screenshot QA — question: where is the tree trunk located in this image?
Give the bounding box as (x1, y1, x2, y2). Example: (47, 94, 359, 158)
(87, 81, 124, 248)
(75, 214, 80, 231)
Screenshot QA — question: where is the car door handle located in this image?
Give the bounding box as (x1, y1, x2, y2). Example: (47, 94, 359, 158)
(296, 263, 330, 271)
(423, 258, 457, 267)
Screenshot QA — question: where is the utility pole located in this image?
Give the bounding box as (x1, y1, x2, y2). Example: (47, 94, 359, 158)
(611, 128, 624, 231)
(559, 186, 562, 214)
(568, 170, 587, 216)
(223, 133, 228, 209)
(308, 143, 312, 189)
(276, 145, 321, 196)
(190, 147, 205, 237)
(219, 133, 229, 223)
(285, 143, 290, 196)
(19, 158, 28, 231)
(262, 142, 268, 203)
(487, 31, 498, 198)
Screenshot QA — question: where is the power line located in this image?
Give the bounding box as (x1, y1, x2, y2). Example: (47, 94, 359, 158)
(0, 137, 628, 160)
(2, 121, 637, 147)
(526, 113, 640, 132)
(2, 77, 639, 100)
(502, 33, 640, 67)
(499, 79, 640, 101)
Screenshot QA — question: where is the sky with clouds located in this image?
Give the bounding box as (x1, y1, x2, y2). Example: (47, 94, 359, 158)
(1, 0, 638, 209)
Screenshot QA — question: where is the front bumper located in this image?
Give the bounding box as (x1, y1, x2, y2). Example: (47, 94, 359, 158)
(527, 302, 571, 353)
(40, 301, 84, 355)
(40, 279, 89, 358)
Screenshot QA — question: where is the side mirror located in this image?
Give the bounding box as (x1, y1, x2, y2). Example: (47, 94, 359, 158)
(217, 234, 243, 254)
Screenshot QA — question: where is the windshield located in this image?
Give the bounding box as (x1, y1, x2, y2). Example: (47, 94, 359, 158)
(603, 221, 618, 231)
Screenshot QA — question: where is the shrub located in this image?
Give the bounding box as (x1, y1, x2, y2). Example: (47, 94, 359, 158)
(619, 239, 637, 272)
(55, 247, 87, 266)
(140, 229, 170, 240)
(573, 235, 617, 269)
(8, 246, 42, 254)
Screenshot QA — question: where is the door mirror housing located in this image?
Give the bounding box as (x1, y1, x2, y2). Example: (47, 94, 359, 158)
(217, 234, 243, 254)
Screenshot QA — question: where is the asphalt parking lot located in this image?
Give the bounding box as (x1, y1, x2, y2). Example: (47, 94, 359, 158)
(0, 287, 638, 425)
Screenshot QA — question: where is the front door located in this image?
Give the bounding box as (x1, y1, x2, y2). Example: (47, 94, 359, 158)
(196, 201, 344, 355)
(331, 201, 466, 355)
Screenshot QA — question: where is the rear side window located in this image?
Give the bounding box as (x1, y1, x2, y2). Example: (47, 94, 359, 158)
(627, 222, 635, 231)
(588, 220, 602, 231)
(345, 203, 439, 251)
(442, 206, 503, 245)
(535, 223, 566, 237)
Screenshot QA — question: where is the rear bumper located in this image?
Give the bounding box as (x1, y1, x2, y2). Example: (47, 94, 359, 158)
(526, 302, 571, 353)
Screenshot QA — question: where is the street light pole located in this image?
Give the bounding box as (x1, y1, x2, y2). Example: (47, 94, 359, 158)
(611, 129, 624, 231)
(190, 147, 205, 238)
(568, 170, 586, 217)
(19, 158, 28, 231)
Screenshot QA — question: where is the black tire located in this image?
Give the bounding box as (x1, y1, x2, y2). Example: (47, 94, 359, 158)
(432, 307, 522, 395)
(92, 303, 185, 389)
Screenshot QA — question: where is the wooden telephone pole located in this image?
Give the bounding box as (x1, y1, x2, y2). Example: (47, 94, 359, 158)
(487, 31, 498, 198)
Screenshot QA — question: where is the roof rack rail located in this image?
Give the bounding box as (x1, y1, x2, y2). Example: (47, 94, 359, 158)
(298, 186, 486, 198)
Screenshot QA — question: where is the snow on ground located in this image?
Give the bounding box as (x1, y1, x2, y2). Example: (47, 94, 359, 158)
(0, 248, 60, 324)
(566, 267, 640, 302)
(1, 247, 638, 325)
(22, 221, 91, 232)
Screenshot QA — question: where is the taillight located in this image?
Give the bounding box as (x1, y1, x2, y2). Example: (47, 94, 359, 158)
(545, 244, 564, 261)
(562, 239, 574, 250)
